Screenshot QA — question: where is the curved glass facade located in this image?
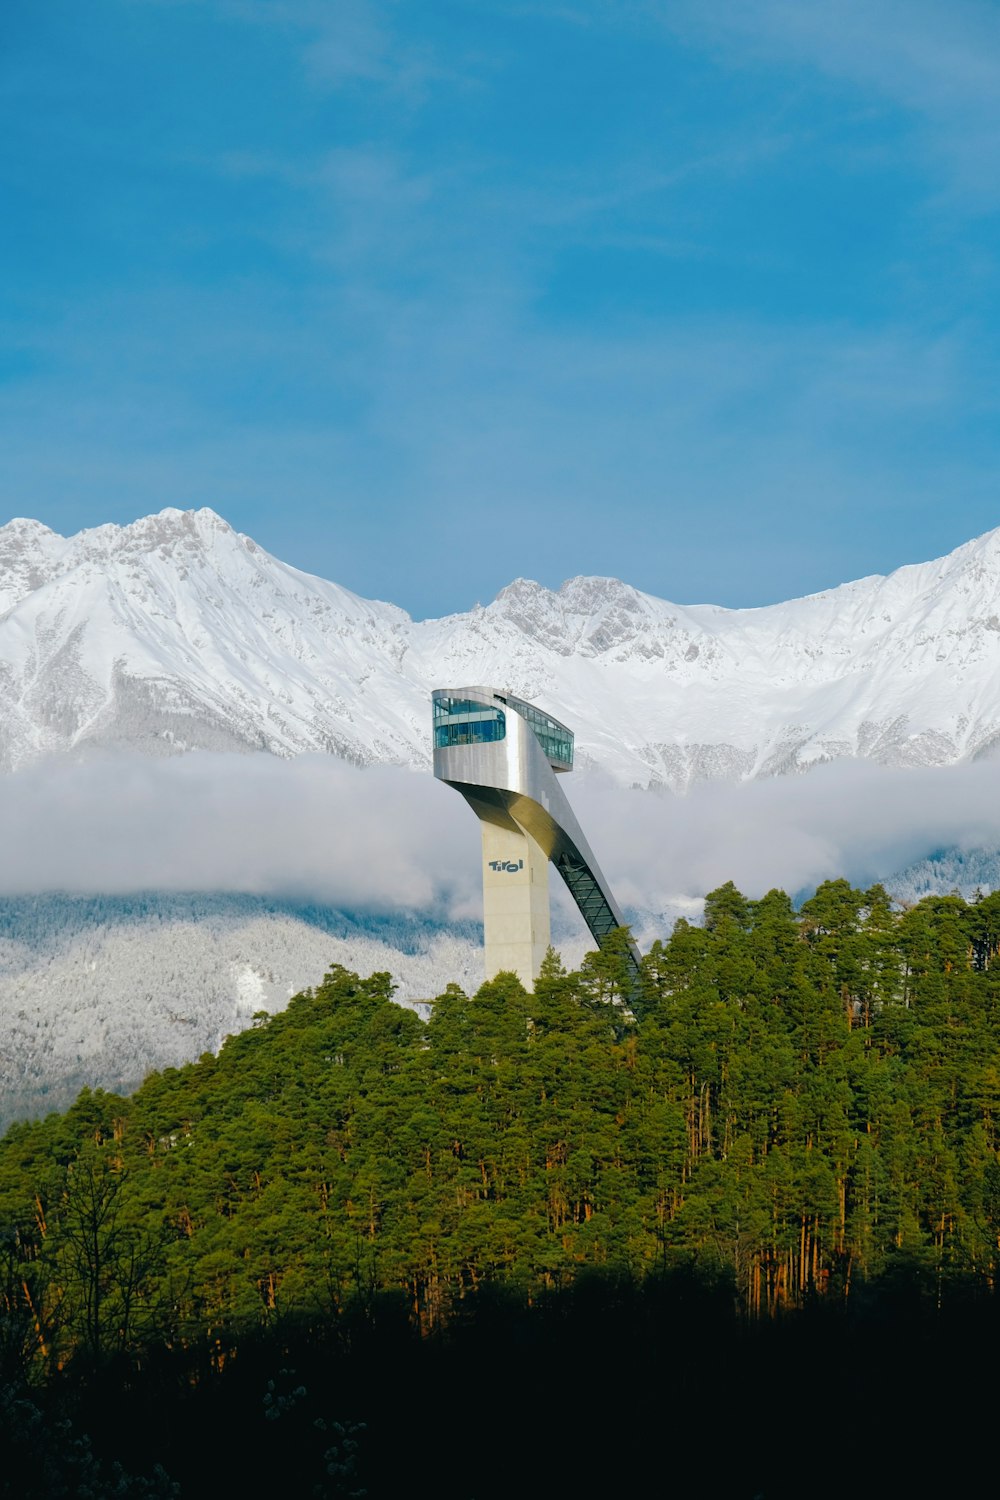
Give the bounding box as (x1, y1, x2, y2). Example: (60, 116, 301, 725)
(433, 694, 506, 750)
(504, 694, 574, 771)
(432, 689, 573, 769)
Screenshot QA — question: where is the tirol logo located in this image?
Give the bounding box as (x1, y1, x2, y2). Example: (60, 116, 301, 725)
(488, 858, 524, 873)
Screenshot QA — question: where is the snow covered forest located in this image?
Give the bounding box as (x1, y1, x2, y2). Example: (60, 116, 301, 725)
(0, 895, 510, 1129)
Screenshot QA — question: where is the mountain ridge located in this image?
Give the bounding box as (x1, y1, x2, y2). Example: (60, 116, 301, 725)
(4, 506, 1000, 789)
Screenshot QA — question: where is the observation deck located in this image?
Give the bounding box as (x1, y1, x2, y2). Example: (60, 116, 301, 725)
(432, 690, 574, 771)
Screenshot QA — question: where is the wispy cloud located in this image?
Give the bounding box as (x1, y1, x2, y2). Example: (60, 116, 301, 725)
(219, 0, 453, 97)
(665, 0, 1000, 202)
(210, 143, 438, 272)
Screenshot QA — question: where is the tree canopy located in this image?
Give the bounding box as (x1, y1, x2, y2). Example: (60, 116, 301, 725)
(4, 881, 1000, 1362)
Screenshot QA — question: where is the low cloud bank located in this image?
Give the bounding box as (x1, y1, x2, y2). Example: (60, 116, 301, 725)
(1, 753, 471, 911)
(574, 757, 1000, 912)
(3, 751, 999, 916)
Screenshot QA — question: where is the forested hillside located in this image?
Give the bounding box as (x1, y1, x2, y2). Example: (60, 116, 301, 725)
(3, 878, 1000, 1496)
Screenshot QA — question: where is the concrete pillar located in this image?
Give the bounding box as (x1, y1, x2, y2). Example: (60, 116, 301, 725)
(480, 820, 550, 989)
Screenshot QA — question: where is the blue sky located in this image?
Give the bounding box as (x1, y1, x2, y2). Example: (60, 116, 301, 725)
(3, 0, 1000, 618)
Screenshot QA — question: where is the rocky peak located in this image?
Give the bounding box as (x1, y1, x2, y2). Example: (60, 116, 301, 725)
(0, 517, 70, 614)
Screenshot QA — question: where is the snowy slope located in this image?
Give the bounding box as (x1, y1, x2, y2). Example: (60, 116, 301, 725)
(882, 847, 1000, 905)
(4, 506, 1000, 789)
(0, 894, 603, 1131)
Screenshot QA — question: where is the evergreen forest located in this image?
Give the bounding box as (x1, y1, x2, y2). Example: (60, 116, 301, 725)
(3, 878, 1000, 1497)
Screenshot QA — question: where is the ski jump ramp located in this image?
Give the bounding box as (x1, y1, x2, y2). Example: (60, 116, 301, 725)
(432, 686, 641, 991)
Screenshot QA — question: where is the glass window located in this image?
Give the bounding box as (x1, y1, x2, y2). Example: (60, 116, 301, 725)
(432, 695, 506, 750)
(505, 694, 574, 770)
(431, 691, 574, 768)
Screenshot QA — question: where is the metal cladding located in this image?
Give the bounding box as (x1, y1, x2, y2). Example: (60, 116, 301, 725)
(432, 686, 641, 989)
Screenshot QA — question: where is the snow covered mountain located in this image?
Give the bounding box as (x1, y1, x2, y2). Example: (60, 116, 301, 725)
(4, 506, 1000, 789)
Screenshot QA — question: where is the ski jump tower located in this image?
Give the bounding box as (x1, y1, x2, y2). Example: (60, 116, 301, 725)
(432, 687, 641, 991)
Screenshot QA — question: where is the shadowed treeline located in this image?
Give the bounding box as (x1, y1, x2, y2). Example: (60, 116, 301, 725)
(1, 1266, 997, 1498)
(4, 877, 1000, 1493)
